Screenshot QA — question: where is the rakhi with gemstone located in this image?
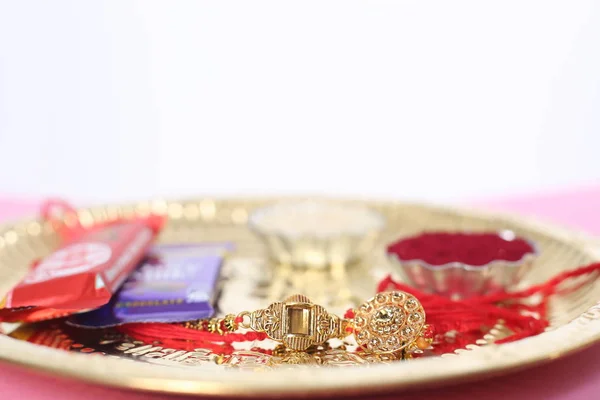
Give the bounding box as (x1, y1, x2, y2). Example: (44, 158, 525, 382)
(191, 291, 434, 354)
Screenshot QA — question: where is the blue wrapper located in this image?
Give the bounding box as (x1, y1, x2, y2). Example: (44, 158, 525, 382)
(68, 243, 232, 328)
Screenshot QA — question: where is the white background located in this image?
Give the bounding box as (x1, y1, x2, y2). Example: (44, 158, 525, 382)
(0, 1, 599, 204)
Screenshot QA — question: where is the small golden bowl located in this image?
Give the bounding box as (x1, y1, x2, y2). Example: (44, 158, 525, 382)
(249, 200, 385, 269)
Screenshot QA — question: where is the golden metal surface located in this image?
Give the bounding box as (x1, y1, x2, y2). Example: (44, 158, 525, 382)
(0, 197, 599, 397)
(244, 294, 344, 351)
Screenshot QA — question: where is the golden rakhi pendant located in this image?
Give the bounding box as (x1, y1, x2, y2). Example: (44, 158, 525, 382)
(238, 291, 433, 354)
(238, 294, 344, 351)
(353, 291, 429, 353)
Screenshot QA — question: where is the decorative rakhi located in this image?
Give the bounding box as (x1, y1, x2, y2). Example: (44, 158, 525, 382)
(204, 291, 433, 354)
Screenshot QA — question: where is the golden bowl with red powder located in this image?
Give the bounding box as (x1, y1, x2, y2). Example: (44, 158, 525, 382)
(387, 231, 538, 298)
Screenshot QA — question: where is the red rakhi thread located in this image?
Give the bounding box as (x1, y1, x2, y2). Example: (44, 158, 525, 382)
(41, 199, 86, 242)
(117, 323, 270, 355)
(118, 322, 268, 343)
(376, 262, 600, 353)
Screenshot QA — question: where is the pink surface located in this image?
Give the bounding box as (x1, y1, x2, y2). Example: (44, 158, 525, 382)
(1, 188, 600, 400)
(480, 185, 600, 236)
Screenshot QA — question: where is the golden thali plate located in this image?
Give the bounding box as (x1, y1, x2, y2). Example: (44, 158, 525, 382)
(1, 197, 600, 398)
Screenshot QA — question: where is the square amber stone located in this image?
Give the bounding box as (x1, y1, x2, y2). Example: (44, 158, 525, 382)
(287, 305, 311, 335)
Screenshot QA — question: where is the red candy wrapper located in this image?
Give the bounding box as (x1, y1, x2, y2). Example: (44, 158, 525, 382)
(0, 202, 164, 323)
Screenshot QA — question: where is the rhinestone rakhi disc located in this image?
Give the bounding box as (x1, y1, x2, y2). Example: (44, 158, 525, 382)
(353, 291, 426, 353)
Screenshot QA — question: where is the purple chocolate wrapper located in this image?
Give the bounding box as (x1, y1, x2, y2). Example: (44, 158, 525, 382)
(68, 243, 232, 328)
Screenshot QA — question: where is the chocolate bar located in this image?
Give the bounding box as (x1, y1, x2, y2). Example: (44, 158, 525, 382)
(69, 243, 232, 328)
(0, 216, 163, 322)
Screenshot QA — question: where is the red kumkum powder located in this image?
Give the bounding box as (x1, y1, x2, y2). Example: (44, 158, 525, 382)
(387, 232, 535, 266)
